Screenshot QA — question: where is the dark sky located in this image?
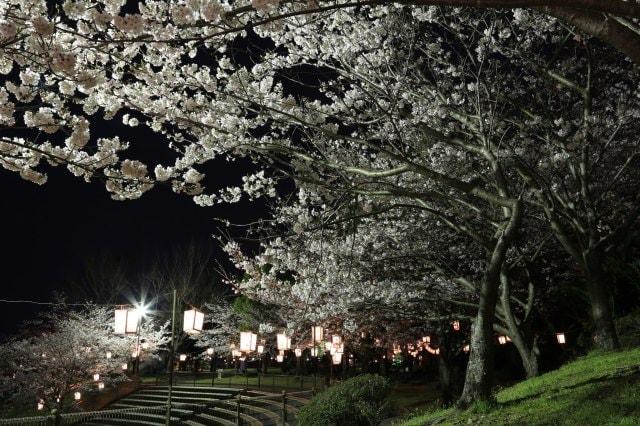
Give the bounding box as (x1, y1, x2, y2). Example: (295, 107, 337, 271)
(0, 151, 263, 336)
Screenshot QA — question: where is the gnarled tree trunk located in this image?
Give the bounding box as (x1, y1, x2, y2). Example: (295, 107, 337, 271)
(458, 201, 522, 407)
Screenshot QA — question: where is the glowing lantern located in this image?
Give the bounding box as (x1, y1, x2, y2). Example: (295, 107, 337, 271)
(294, 348, 302, 357)
(311, 326, 324, 343)
(425, 345, 439, 355)
(463, 345, 470, 353)
(183, 308, 204, 334)
(310, 347, 319, 357)
(232, 350, 242, 357)
(207, 348, 214, 356)
(122, 363, 128, 371)
(556, 333, 566, 344)
(276, 354, 284, 363)
(106, 351, 112, 359)
(239, 332, 258, 352)
(498, 336, 507, 345)
(257, 345, 264, 354)
(114, 308, 139, 334)
(93, 374, 100, 382)
(452, 320, 460, 331)
(332, 335, 342, 346)
(422, 336, 430, 343)
(179, 354, 187, 361)
(332, 352, 343, 365)
(74, 392, 81, 401)
(98, 382, 105, 390)
(276, 333, 291, 351)
(37, 401, 44, 411)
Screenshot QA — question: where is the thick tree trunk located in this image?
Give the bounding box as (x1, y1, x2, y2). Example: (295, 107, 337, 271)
(458, 291, 498, 408)
(458, 201, 521, 408)
(586, 268, 620, 351)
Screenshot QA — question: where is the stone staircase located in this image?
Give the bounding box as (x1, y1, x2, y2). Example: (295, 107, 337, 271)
(78, 385, 311, 425)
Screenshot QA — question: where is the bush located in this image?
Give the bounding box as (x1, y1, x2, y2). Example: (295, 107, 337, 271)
(297, 374, 392, 425)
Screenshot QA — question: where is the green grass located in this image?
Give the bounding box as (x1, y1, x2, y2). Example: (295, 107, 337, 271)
(400, 347, 640, 426)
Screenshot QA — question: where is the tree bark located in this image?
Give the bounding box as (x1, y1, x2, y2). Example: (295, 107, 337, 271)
(585, 259, 621, 350)
(511, 334, 540, 378)
(438, 353, 455, 406)
(458, 201, 522, 408)
(499, 272, 540, 378)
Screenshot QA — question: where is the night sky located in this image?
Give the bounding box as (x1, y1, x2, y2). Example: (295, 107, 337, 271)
(0, 132, 264, 336)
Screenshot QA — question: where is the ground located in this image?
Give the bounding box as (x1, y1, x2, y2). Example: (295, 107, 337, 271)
(398, 347, 640, 425)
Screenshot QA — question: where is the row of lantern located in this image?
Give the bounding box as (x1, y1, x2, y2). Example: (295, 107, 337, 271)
(230, 327, 345, 365)
(397, 331, 567, 359)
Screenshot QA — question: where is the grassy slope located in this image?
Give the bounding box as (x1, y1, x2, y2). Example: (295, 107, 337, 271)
(400, 347, 640, 426)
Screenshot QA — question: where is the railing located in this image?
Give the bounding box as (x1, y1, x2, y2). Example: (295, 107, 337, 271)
(145, 370, 325, 391)
(0, 391, 315, 426)
(0, 405, 169, 426)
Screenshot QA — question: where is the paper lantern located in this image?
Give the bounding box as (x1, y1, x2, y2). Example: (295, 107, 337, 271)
(74, 392, 81, 401)
(98, 382, 105, 390)
(556, 333, 566, 344)
(332, 335, 342, 346)
(422, 336, 430, 343)
(106, 351, 112, 359)
(498, 336, 507, 345)
(310, 347, 318, 357)
(93, 373, 100, 382)
(425, 345, 439, 355)
(332, 352, 342, 365)
(239, 332, 258, 352)
(37, 401, 44, 411)
(122, 363, 128, 370)
(452, 320, 460, 331)
(183, 309, 204, 334)
(276, 333, 291, 351)
(294, 348, 302, 357)
(179, 354, 187, 361)
(232, 350, 242, 357)
(114, 308, 139, 334)
(463, 345, 470, 353)
(257, 345, 264, 354)
(276, 354, 284, 363)
(207, 348, 214, 356)
(311, 326, 323, 343)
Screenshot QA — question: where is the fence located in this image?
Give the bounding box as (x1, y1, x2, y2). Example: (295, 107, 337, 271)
(0, 390, 315, 425)
(145, 370, 325, 391)
(0, 405, 168, 426)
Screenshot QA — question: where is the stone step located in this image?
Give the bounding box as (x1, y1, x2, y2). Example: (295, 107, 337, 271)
(192, 413, 237, 426)
(80, 417, 169, 426)
(216, 400, 280, 422)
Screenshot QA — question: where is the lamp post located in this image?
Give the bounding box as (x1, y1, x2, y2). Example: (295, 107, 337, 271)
(165, 289, 177, 426)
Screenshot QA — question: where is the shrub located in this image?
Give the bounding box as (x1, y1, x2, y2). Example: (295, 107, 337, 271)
(297, 374, 392, 425)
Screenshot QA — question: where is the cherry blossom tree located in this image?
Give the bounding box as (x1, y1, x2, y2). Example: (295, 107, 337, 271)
(0, 305, 167, 412)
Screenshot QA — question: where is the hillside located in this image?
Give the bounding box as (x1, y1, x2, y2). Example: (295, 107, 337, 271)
(400, 347, 640, 425)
